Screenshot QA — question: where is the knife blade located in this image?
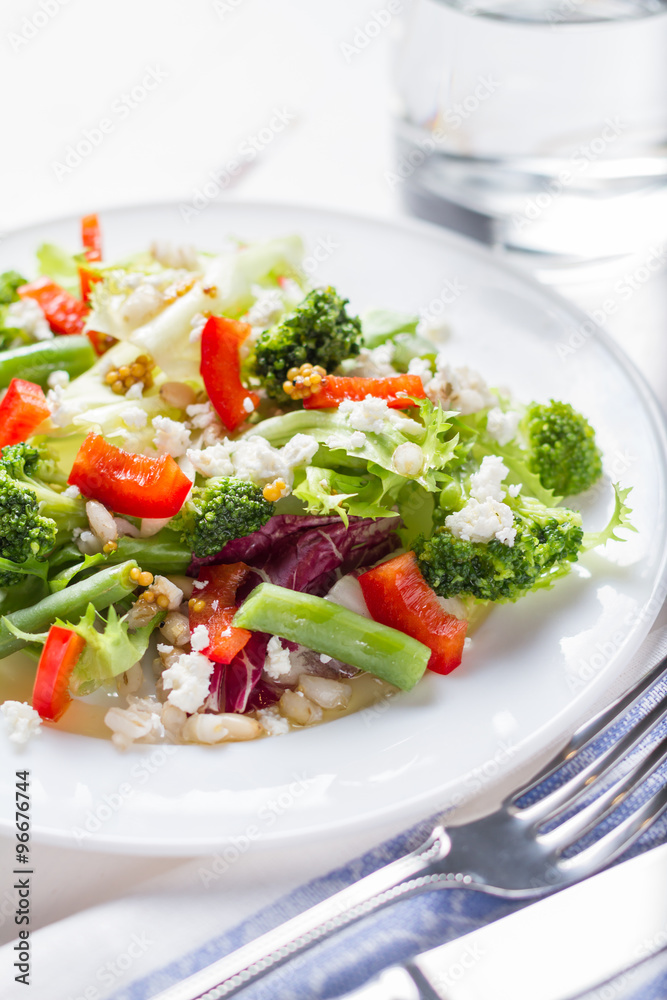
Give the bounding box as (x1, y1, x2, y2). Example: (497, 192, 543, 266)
(340, 844, 667, 1000)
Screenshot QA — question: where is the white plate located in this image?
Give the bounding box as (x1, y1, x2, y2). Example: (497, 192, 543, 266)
(0, 201, 666, 856)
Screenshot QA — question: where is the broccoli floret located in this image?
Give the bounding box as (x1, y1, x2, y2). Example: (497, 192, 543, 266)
(415, 497, 583, 603)
(0, 443, 87, 584)
(0, 271, 27, 305)
(171, 477, 274, 557)
(524, 400, 602, 497)
(251, 287, 363, 400)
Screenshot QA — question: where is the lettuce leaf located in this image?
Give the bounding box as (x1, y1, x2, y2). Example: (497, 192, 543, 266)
(582, 483, 636, 552)
(36, 243, 83, 296)
(67, 603, 164, 696)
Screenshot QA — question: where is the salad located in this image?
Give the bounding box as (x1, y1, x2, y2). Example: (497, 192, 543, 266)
(0, 215, 634, 750)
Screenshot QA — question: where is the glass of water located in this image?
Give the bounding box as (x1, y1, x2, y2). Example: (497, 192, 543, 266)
(393, 0, 667, 262)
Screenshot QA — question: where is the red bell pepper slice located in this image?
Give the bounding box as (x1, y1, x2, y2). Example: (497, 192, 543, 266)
(200, 316, 259, 432)
(79, 264, 103, 303)
(81, 213, 103, 262)
(0, 379, 50, 448)
(189, 563, 252, 664)
(68, 433, 192, 518)
(18, 278, 88, 336)
(86, 328, 117, 356)
(303, 374, 426, 410)
(32, 625, 86, 721)
(358, 551, 468, 675)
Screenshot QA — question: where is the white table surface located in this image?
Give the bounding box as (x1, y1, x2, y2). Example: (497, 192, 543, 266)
(0, 1, 666, 996)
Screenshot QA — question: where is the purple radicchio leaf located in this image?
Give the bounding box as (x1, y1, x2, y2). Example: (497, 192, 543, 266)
(202, 515, 400, 713)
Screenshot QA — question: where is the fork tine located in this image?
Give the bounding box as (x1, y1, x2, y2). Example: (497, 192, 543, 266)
(561, 782, 667, 878)
(513, 653, 667, 805)
(539, 734, 667, 852)
(516, 697, 667, 824)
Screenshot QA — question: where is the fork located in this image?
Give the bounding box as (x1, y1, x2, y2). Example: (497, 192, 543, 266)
(154, 653, 667, 1000)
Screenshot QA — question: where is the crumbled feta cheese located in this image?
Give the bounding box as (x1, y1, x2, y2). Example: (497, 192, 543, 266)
(122, 283, 164, 327)
(339, 395, 391, 434)
(189, 312, 208, 343)
(46, 384, 84, 427)
(486, 407, 520, 447)
(417, 314, 450, 341)
(152, 416, 191, 458)
(469, 455, 510, 503)
(508, 483, 521, 498)
(319, 653, 332, 664)
(121, 405, 148, 429)
(347, 344, 396, 378)
(446, 498, 516, 546)
(6, 299, 52, 341)
(280, 433, 320, 469)
(264, 636, 293, 680)
(162, 652, 215, 713)
(407, 356, 433, 387)
(192, 579, 207, 591)
(426, 361, 495, 415)
(47, 369, 70, 390)
(211, 599, 219, 611)
(152, 575, 184, 611)
(188, 433, 318, 486)
(190, 624, 210, 653)
(63, 484, 80, 499)
(463, 637, 473, 652)
(242, 396, 255, 414)
(243, 285, 284, 328)
(392, 442, 424, 477)
(325, 430, 366, 451)
(256, 705, 290, 736)
(186, 401, 218, 429)
(187, 440, 235, 478)
(1, 701, 42, 745)
(125, 381, 144, 400)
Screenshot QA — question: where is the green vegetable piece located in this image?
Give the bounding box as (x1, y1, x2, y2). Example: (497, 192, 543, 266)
(233, 582, 430, 690)
(252, 287, 363, 400)
(0, 270, 27, 305)
(0, 561, 139, 659)
(361, 307, 419, 348)
(0, 335, 95, 389)
(0, 442, 88, 585)
(36, 242, 82, 296)
(171, 478, 274, 558)
(524, 400, 603, 497)
(581, 482, 636, 552)
(67, 603, 163, 696)
(415, 497, 584, 603)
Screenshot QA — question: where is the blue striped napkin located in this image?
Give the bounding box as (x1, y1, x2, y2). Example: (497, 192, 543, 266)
(111, 630, 667, 1000)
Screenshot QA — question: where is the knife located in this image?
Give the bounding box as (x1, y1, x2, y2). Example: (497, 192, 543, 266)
(338, 844, 667, 1000)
